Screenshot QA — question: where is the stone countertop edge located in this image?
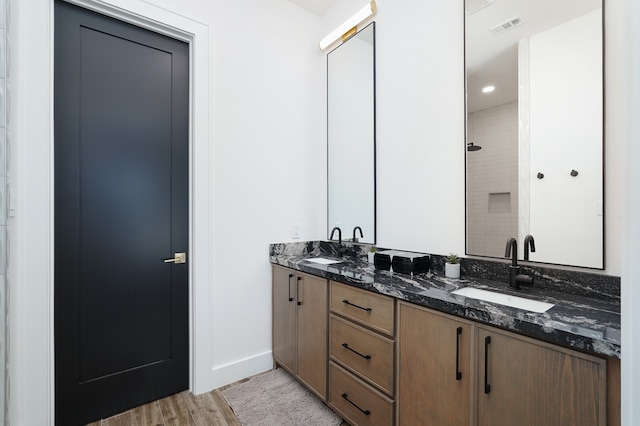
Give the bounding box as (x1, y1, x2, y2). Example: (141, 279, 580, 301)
(269, 243, 621, 359)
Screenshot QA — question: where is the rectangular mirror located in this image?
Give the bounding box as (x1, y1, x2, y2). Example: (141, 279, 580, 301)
(465, 0, 603, 268)
(327, 22, 376, 244)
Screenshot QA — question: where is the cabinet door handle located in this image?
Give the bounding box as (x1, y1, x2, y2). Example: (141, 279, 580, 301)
(342, 299, 372, 312)
(296, 276, 302, 305)
(456, 327, 462, 381)
(341, 393, 371, 416)
(342, 343, 372, 360)
(288, 274, 294, 302)
(484, 335, 491, 394)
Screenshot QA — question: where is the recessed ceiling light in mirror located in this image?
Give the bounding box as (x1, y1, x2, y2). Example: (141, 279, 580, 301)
(482, 85, 495, 93)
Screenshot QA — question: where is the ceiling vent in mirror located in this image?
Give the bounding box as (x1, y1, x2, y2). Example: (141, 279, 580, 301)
(490, 16, 525, 35)
(465, 0, 494, 15)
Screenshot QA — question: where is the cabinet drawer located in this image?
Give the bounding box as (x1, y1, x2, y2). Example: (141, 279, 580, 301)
(331, 282, 395, 336)
(329, 362, 394, 426)
(330, 315, 394, 395)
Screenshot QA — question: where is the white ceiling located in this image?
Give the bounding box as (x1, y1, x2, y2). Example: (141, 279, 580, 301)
(466, 0, 601, 112)
(287, 0, 340, 16)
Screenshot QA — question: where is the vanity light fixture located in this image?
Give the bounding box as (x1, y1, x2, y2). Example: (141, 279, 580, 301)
(482, 85, 495, 93)
(319, 1, 377, 50)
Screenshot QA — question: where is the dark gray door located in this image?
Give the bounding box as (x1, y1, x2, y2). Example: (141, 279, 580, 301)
(54, 2, 189, 424)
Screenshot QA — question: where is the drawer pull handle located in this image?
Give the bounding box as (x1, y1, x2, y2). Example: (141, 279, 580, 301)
(296, 277, 302, 305)
(342, 343, 372, 360)
(456, 327, 462, 381)
(342, 299, 372, 312)
(484, 335, 491, 394)
(288, 274, 294, 302)
(341, 393, 371, 416)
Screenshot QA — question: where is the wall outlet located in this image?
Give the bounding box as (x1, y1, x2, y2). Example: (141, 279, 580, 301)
(291, 223, 300, 239)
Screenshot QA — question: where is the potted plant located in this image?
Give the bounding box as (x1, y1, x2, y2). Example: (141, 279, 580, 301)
(368, 246, 377, 264)
(444, 253, 461, 279)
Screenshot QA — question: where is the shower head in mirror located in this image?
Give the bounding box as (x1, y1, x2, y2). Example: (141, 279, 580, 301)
(467, 142, 482, 152)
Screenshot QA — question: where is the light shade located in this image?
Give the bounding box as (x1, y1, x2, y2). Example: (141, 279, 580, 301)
(319, 1, 377, 50)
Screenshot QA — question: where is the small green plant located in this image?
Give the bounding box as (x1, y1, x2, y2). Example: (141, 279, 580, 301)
(446, 253, 460, 264)
(369, 246, 377, 253)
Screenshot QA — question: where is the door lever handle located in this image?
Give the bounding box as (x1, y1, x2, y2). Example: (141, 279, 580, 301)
(164, 252, 186, 264)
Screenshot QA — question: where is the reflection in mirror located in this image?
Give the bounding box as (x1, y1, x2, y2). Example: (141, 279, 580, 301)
(465, 0, 603, 268)
(327, 22, 376, 244)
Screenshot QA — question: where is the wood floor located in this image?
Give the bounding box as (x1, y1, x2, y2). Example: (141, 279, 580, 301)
(85, 378, 248, 426)
(85, 375, 349, 426)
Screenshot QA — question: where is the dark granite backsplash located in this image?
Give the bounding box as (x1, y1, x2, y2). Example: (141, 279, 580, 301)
(433, 255, 620, 301)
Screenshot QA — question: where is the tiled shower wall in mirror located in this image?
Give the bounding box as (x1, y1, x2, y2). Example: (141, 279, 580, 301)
(1, 0, 7, 424)
(466, 101, 519, 258)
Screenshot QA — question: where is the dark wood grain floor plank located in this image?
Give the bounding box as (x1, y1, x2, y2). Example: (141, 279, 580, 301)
(158, 391, 194, 426)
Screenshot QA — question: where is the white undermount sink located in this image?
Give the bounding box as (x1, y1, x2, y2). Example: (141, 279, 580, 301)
(451, 287, 554, 313)
(305, 257, 342, 265)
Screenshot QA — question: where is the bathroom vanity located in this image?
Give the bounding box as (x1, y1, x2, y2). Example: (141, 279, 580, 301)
(270, 241, 620, 426)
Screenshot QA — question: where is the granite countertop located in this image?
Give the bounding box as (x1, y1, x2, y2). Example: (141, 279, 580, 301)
(269, 242, 621, 359)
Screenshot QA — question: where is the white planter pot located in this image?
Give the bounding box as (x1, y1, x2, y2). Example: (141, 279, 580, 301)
(445, 262, 460, 279)
(368, 252, 375, 264)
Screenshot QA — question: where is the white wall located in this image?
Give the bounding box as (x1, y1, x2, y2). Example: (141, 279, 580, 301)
(618, 1, 640, 423)
(7, 0, 639, 424)
(163, 0, 327, 385)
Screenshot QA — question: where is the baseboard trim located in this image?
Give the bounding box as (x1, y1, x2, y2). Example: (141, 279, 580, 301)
(210, 351, 273, 390)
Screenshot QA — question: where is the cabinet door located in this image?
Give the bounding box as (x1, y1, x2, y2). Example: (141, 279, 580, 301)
(272, 266, 297, 373)
(397, 302, 472, 426)
(478, 326, 606, 426)
(297, 273, 328, 399)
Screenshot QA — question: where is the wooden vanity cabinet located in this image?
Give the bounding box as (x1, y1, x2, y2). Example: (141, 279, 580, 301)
(272, 265, 328, 400)
(328, 281, 396, 426)
(274, 264, 614, 425)
(477, 325, 607, 426)
(397, 301, 474, 426)
(397, 300, 608, 426)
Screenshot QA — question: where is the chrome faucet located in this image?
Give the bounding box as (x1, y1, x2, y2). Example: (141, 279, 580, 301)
(504, 237, 533, 290)
(524, 235, 536, 260)
(330, 227, 342, 246)
(352, 226, 363, 243)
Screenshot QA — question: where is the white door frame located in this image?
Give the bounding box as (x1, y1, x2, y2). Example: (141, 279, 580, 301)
(46, 0, 212, 422)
